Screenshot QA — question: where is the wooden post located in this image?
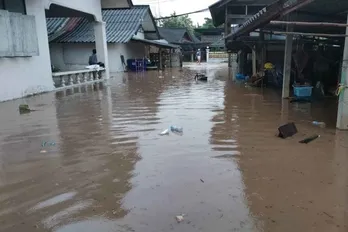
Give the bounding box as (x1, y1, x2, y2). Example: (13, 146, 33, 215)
(260, 31, 266, 69)
(225, 7, 232, 67)
(169, 49, 172, 68)
(337, 13, 348, 130)
(159, 48, 162, 70)
(282, 22, 293, 99)
(252, 46, 257, 75)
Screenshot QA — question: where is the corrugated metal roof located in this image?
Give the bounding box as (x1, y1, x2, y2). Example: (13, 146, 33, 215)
(157, 28, 187, 43)
(47, 6, 150, 43)
(157, 27, 201, 44)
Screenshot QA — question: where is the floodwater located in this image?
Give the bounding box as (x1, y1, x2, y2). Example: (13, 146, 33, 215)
(0, 63, 347, 232)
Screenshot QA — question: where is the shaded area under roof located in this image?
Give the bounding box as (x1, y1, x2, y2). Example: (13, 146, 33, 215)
(226, 0, 348, 40)
(47, 6, 159, 43)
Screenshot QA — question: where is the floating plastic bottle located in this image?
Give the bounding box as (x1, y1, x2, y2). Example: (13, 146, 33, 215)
(159, 129, 169, 135)
(312, 121, 326, 128)
(170, 126, 183, 133)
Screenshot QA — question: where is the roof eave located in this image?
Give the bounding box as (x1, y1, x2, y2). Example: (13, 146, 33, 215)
(225, 0, 314, 40)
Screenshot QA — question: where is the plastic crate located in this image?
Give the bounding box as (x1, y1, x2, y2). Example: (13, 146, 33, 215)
(293, 86, 313, 98)
(236, 73, 245, 80)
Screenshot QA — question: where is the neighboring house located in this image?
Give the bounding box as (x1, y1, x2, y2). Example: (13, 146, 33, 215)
(194, 28, 225, 51)
(0, 0, 130, 102)
(47, 5, 178, 73)
(155, 27, 203, 51)
(153, 27, 208, 61)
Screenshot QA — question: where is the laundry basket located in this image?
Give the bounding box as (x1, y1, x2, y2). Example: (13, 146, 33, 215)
(293, 85, 313, 99)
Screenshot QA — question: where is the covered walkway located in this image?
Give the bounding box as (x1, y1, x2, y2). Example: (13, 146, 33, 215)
(218, 0, 348, 130)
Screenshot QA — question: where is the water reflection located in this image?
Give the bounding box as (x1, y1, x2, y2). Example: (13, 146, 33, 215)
(0, 64, 347, 232)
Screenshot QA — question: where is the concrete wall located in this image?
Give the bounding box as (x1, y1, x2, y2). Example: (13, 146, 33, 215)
(0, 0, 53, 102)
(45, 0, 103, 21)
(0, 0, 104, 102)
(50, 41, 146, 73)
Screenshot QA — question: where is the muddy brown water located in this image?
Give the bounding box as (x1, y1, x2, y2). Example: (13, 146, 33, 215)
(0, 63, 347, 232)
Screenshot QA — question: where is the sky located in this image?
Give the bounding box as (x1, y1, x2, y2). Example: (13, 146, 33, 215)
(132, 0, 218, 26)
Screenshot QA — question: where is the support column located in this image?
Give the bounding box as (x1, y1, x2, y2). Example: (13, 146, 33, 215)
(169, 49, 172, 68)
(239, 50, 245, 74)
(159, 48, 163, 70)
(94, 21, 110, 79)
(336, 13, 348, 130)
(191, 52, 194, 62)
(252, 46, 257, 75)
(282, 25, 293, 98)
(225, 7, 232, 67)
(206, 47, 210, 63)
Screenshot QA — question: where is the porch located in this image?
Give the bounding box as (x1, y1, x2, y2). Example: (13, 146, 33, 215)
(47, 5, 180, 85)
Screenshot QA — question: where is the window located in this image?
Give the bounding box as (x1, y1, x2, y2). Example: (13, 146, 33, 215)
(0, 0, 26, 14)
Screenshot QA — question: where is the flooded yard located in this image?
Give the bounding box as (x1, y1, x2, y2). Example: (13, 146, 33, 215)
(0, 63, 347, 232)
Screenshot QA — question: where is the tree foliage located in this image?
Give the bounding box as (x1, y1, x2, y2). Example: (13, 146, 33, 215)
(158, 12, 194, 31)
(200, 17, 215, 28)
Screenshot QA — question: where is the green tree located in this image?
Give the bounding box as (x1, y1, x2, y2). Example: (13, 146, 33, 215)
(201, 17, 215, 28)
(159, 12, 194, 31)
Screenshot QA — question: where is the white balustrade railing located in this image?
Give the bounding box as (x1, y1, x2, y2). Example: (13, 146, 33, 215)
(52, 68, 105, 89)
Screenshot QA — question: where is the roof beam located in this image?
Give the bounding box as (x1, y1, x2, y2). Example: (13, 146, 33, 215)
(266, 30, 348, 37)
(270, 20, 348, 27)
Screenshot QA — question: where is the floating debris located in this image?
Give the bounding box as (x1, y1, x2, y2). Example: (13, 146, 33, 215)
(175, 214, 185, 223)
(278, 122, 297, 139)
(299, 135, 320, 144)
(19, 104, 32, 114)
(170, 126, 183, 133)
(160, 129, 169, 136)
(200, 179, 204, 183)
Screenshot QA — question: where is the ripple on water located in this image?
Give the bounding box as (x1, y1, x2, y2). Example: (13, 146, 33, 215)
(28, 191, 77, 212)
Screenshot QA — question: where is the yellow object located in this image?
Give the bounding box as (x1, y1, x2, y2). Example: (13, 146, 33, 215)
(264, 62, 274, 70)
(336, 84, 346, 96)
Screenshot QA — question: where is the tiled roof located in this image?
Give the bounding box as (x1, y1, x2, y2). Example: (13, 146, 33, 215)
(155, 27, 201, 44)
(47, 6, 152, 43)
(157, 28, 188, 44)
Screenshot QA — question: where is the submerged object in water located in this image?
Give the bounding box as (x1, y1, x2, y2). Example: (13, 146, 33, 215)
(278, 122, 298, 139)
(194, 73, 208, 81)
(170, 126, 183, 133)
(299, 135, 320, 144)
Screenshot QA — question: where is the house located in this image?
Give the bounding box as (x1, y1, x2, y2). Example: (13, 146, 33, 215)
(194, 28, 225, 51)
(194, 28, 228, 63)
(0, 0, 129, 102)
(156, 27, 204, 50)
(47, 5, 179, 73)
(152, 27, 209, 61)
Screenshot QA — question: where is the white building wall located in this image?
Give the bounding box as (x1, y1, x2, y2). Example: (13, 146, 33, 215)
(0, 0, 104, 102)
(0, 0, 53, 102)
(50, 41, 146, 73)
